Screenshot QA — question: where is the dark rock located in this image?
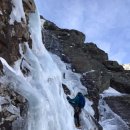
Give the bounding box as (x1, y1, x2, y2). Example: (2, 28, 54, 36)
(23, 0, 36, 14)
(0, 120, 12, 130)
(90, 115, 103, 130)
(103, 60, 124, 72)
(0, 83, 28, 130)
(62, 84, 71, 95)
(105, 95, 130, 129)
(44, 20, 59, 30)
(110, 71, 130, 94)
(42, 29, 63, 57)
(81, 70, 110, 121)
(83, 43, 108, 62)
(61, 54, 71, 63)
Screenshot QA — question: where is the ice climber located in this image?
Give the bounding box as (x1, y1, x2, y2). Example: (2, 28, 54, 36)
(67, 92, 85, 128)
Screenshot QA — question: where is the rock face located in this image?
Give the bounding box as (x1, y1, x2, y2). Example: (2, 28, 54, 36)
(42, 19, 130, 125)
(103, 60, 124, 72)
(0, 0, 34, 66)
(81, 70, 110, 120)
(105, 95, 130, 129)
(0, 83, 28, 130)
(110, 71, 130, 94)
(0, 0, 36, 129)
(43, 20, 108, 73)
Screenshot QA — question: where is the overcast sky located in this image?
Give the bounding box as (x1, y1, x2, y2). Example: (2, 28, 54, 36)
(35, 0, 130, 64)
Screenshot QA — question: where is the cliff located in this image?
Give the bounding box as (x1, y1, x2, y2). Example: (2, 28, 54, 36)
(42, 18, 130, 129)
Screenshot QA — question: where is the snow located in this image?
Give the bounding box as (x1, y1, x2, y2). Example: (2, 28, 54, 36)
(0, 96, 7, 105)
(0, 96, 7, 112)
(7, 104, 20, 115)
(102, 87, 124, 97)
(50, 54, 87, 96)
(41, 19, 45, 28)
(50, 54, 97, 129)
(122, 64, 130, 70)
(0, 95, 20, 118)
(99, 87, 128, 130)
(99, 99, 129, 130)
(0, 10, 3, 15)
(83, 70, 95, 75)
(9, 0, 26, 24)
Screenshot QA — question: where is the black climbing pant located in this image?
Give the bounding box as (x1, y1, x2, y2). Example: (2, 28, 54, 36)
(74, 107, 81, 127)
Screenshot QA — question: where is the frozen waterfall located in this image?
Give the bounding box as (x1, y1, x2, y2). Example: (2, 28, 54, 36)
(0, 1, 97, 130)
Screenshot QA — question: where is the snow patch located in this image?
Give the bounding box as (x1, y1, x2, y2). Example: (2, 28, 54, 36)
(102, 87, 125, 97)
(0, 10, 3, 15)
(99, 99, 129, 130)
(9, 0, 26, 24)
(41, 19, 45, 28)
(122, 64, 130, 70)
(83, 70, 95, 75)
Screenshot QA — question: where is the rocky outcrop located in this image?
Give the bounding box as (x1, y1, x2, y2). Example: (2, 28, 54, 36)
(110, 71, 130, 94)
(42, 20, 108, 73)
(81, 70, 110, 120)
(42, 19, 130, 94)
(0, 83, 28, 130)
(0, 0, 36, 129)
(0, 0, 34, 67)
(103, 60, 124, 72)
(105, 95, 130, 129)
(82, 43, 108, 63)
(43, 19, 60, 30)
(42, 19, 130, 125)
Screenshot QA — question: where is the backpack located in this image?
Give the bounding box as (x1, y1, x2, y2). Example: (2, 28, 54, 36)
(78, 94, 85, 108)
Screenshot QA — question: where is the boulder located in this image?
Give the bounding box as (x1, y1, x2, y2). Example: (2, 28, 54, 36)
(81, 70, 110, 120)
(103, 60, 124, 72)
(83, 43, 108, 62)
(110, 71, 130, 94)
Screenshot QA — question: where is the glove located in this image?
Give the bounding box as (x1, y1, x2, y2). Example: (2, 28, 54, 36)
(67, 96, 70, 101)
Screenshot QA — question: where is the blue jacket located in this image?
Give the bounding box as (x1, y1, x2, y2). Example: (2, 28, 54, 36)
(67, 93, 85, 108)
